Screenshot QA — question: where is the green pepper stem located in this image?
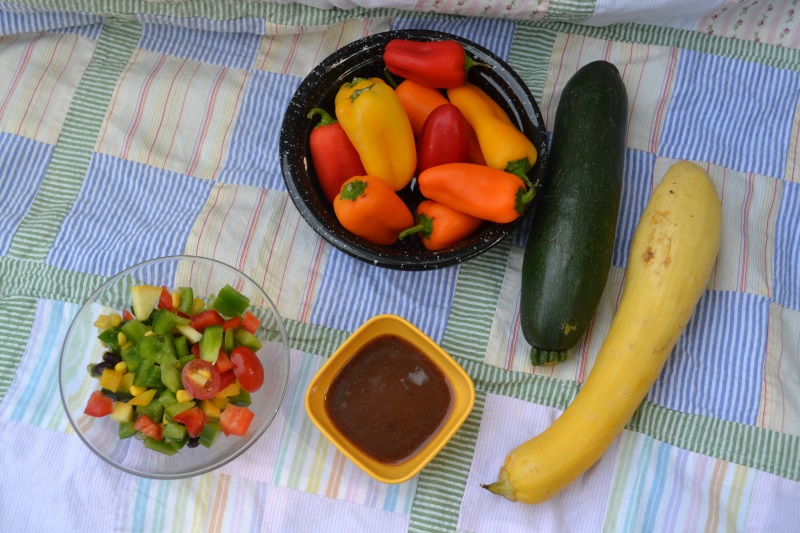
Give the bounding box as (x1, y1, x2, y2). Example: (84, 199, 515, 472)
(339, 179, 367, 201)
(383, 68, 400, 89)
(505, 157, 533, 189)
(398, 213, 433, 240)
(464, 53, 492, 73)
(515, 186, 536, 214)
(307, 107, 337, 128)
(350, 84, 375, 102)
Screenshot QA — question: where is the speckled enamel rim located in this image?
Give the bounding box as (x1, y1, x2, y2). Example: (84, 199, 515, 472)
(279, 29, 548, 271)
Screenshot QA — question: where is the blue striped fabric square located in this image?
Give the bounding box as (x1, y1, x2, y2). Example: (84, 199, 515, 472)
(309, 250, 459, 343)
(658, 49, 800, 179)
(612, 149, 656, 268)
(138, 15, 264, 70)
(647, 290, 768, 426)
(217, 70, 302, 189)
(0, 132, 52, 256)
(0, 3, 103, 38)
(47, 153, 214, 277)
(391, 16, 516, 61)
(773, 181, 800, 311)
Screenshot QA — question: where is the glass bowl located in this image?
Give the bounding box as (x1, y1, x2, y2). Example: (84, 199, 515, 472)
(279, 29, 548, 270)
(59, 255, 290, 479)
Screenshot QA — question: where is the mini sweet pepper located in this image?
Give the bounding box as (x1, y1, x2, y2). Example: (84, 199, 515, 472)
(334, 78, 416, 191)
(333, 176, 414, 246)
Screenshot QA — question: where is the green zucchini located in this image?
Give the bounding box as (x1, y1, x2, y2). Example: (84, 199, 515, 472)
(520, 60, 628, 365)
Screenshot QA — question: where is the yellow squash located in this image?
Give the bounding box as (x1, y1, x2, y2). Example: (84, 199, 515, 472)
(483, 161, 722, 504)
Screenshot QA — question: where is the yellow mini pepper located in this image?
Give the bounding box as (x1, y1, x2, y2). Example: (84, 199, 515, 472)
(335, 78, 416, 191)
(447, 83, 538, 187)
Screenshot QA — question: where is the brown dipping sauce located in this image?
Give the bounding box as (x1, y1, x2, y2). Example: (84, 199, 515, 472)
(325, 334, 453, 465)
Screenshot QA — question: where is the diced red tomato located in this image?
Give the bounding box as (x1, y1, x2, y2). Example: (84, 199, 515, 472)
(191, 343, 201, 359)
(230, 346, 264, 393)
(135, 414, 163, 441)
(173, 406, 207, 438)
(189, 309, 224, 333)
(176, 310, 190, 319)
(158, 285, 173, 311)
(215, 350, 234, 374)
(122, 309, 135, 321)
(218, 370, 236, 390)
(220, 404, 255, 437)
(240, 311, 260, 334)
(84, 390, 113, 417)
(181, 359, 222, 400)
(222, 316, 241, 331)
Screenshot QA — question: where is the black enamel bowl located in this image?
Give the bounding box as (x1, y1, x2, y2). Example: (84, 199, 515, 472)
(279, 29, 547, 270)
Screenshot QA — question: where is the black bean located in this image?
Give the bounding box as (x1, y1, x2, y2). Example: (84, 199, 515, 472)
(187, 437, 200, 448)
(102, 351, 122, 365)
(90, 360, 114, 376)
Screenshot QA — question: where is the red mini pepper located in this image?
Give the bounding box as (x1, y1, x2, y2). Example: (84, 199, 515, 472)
(418, 163, 535, 223)
(333, 176, 414, 246)
(307, 107, 366, 204)
(383, 39, 477, 89)
(398, 200, 483, 251)
(416, 104, 472, 175)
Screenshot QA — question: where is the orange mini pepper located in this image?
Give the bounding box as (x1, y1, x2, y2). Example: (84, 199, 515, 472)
(418, 163, 535, 224)
(394, 79, 449, 136)
(398, 200, 483, 251)
(447, 83, 537, 187)
(333, 176, 414, 246)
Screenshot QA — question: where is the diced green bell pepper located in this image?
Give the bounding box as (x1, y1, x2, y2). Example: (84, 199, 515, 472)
(199, 420, 221, 448)
(118, 421, 137, 439)
(174, 335, 189, 358)
(199, 325, 223, 364)
(97, 328, 121, 350)
(158, 389, 177, 408)
(230, 389, 252, 407)
(212, 285, 250, 317)
(136, 400, 164, 423)
(121, 346, 143, 373)
(163, 421, 188, 441)
(178, 287, 193, 314)
(178, 355, 195, 368)
(224, 328, 235, 353)
(133, 359, 164, 389)
(160, 363, 182, 393)
(151, 309, 190, 336)
(233, 327, 262, 351)
(120, 319, 148, 341)
(137, 336, 163, 360)
(165, 401, 195, 422)
(144, 437, 178, 456)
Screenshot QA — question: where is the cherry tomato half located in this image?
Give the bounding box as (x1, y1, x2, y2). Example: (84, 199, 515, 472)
(181, 359, 222, 400)
(229, 346, 264, 393)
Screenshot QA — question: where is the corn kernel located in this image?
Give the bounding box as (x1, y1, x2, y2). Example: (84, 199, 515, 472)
(129, 385, 147, 397)
(93, 315, 111, 329)
(190, 298, 205, 316)
(109, 313, 122, 327)
(144, 330, 157, 337)
(120, 341, 134, 351)
(176, 389, 194, 403)
(172, 291, 181, 309)
(119, 372, 135, 393)
(114, 361, 128, 374)
(117, 332, 127, 346)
